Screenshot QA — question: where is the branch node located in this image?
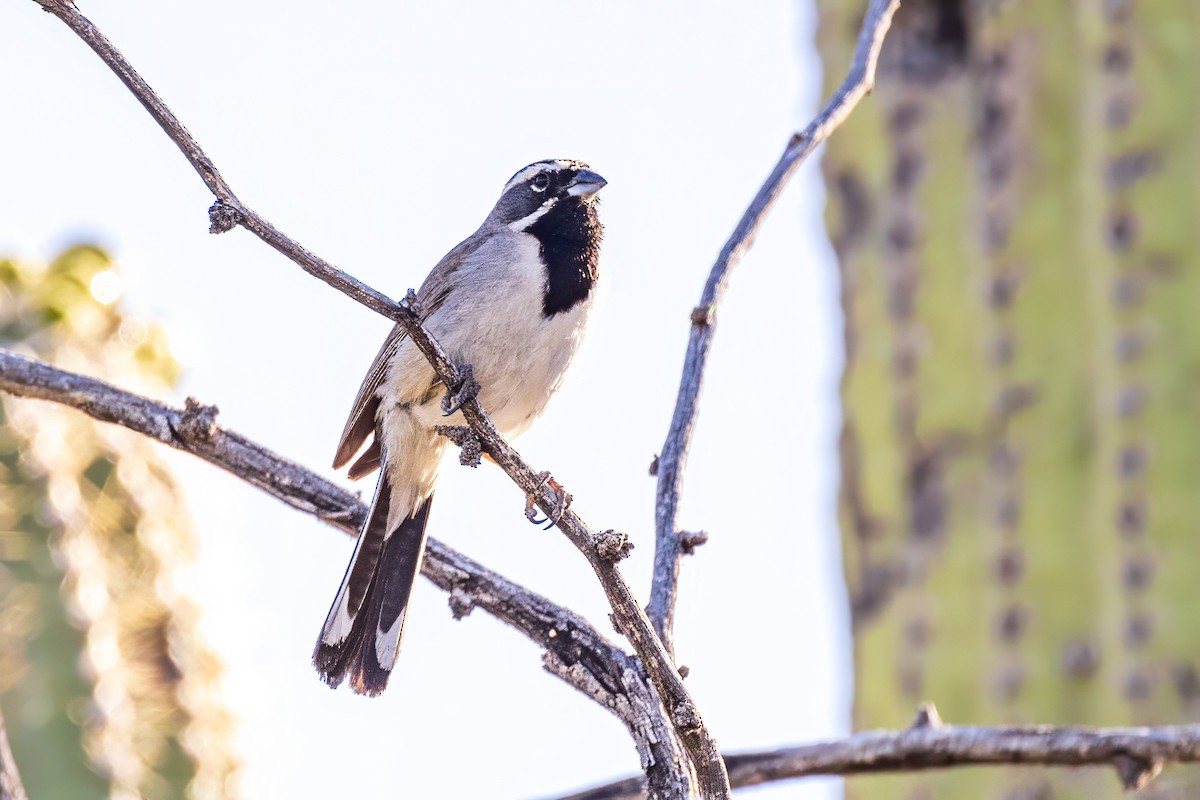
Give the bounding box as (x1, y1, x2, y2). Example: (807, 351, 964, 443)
(670, 702, 701, 732)
(178, 397, 219, 442)
(690, 304, 714, 327)
(649, 454, 659, 476)
(441, 362, 480, 417)
(1113, 754, 1162, 791)
(677, 664, 690, 679)
(400, 288, 423, 316)
(207, 200, 241, 234)
(911, 702, 944, 729)
(594, 529, 634, 562)
(678, 530, 709, 555)
(435, 425, 482, 467)
(447, 586, 476, 620)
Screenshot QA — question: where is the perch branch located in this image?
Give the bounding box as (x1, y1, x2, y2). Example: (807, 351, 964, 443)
(0, 708, 27, 800)
(647, 0, 901, 657)
(648, 0, 902, 657)
(30, 1, 728, 793)
(0, 348, 695, 798)
(442, 380, 727, 796)
(551, 708, 1198, 799)
(31, 0, 407, 330)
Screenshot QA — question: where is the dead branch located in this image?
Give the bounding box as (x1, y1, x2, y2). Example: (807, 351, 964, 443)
(0, 348, 696, 795)
(648, 0, 901, 658)
(551, 705, 1196, 799)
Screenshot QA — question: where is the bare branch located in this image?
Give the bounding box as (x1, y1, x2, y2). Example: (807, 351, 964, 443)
(28, 2, 729, 793)
(552, 716, 1199, 799)
(29, 0, 463, 390)
(450, 388, 730, 797)
(31, 0, 399, 328)
(647, 0, 901, 656)
(0, 348, 697, 797)
(0, 707, 28, 800)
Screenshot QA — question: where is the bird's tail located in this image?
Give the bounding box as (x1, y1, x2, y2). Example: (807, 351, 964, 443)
(313, 470, 434, 696)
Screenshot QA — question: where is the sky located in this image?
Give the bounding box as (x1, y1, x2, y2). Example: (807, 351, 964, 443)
(1, 1, 851, 797)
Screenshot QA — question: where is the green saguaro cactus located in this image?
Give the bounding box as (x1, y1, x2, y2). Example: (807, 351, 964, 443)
(0, 246, 239, 799)
(819, 1, 1200, 797)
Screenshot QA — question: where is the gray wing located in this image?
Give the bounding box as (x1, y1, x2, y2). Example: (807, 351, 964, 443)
(332, 231, 490, 475)
(332, 324, 409, 475)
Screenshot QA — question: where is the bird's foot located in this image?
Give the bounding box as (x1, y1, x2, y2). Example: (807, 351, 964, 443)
(526, 471, 571, 530)
(442, 363, 479, 417)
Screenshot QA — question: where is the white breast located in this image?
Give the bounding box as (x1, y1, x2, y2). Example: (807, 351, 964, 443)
(409, 232, 593, 438)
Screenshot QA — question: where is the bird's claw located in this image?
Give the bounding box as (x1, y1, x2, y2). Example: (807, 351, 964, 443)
(525, 471, 571, 530)
(524, 494, 546, 525)
(442, 364, 479, 417)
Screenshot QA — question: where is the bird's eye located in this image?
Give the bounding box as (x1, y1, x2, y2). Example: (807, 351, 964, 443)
(531, 174, 550, 192)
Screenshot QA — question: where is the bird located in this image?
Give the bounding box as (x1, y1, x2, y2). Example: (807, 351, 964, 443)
(313, 159, 606, 696)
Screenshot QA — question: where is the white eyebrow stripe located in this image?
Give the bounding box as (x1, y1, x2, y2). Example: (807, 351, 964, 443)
(500, 159, 575, 195)
(502, 166, 544, 195)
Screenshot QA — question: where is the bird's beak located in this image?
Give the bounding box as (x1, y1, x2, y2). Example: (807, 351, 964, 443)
(567, 169, 608, 197)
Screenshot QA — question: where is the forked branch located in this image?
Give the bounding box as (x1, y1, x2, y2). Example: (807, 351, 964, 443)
(0, 348, 694, 796)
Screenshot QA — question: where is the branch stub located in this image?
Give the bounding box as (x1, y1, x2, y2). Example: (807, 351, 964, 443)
(595, 529, 634, 562)
(911, 702, 943, 729)
(690, 304, 714, 327)
(435, 424, 482, 467)
(447, 586, 475, 620)
(401, 288, 423, 316)
(678, 530, 709, 555)
(670, 702, 702, 731)
(177, 397, 219, 442)
(207, 200, 241, 234)
(1113, 754, 1162, 791)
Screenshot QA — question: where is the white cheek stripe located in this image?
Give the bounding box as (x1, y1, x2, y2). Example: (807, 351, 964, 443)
(508, 197, 557, 231)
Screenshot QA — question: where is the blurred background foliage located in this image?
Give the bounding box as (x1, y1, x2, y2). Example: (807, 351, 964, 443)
(0, 245, 238, 799)
(819, 0, 1200, 798)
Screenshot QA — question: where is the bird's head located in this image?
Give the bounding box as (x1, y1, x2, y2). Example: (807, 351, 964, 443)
(492, 159, 607, 231)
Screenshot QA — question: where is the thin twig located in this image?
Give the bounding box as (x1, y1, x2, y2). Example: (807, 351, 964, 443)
(0, 708, 27, 800)
(647, 0, 901, 657)
(0, 348, 695, 798)
(29, 1, 728, 794)
(29, 0, 454, 381)
(550, 713, 1195, 799)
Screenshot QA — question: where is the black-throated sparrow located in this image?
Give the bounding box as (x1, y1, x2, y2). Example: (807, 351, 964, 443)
(314, 159, 606, 696)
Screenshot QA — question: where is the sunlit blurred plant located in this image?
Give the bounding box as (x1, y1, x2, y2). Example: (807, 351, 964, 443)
(0, 245, 238, 799)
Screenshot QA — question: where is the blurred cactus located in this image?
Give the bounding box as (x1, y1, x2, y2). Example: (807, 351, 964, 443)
(0, 245, 238, 798)
(818, 1, 1200, 797)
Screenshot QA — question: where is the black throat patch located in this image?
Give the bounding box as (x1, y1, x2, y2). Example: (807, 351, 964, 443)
(526, 197, 602, 318)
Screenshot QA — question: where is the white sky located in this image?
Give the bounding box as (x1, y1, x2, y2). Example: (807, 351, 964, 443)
(1, 1, 851, 798)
